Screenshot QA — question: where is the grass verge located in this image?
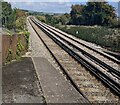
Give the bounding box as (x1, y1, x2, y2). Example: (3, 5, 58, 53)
(56, 25, 120, 52)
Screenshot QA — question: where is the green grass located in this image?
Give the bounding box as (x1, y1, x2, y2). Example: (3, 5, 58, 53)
(56, 25, 120, 52)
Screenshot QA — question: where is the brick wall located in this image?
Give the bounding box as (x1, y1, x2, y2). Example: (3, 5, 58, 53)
(2, 34, 27, 64)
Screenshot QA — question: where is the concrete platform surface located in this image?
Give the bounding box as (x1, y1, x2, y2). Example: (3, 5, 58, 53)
(32, 57, 89, 103)
(2, 57, 45, 103)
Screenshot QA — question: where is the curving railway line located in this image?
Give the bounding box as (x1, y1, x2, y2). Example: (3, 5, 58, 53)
(28, 16, 120, 103)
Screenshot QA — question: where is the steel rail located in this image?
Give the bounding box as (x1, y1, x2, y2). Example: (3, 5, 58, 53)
(30, 17, 120, 97)
(38, 19, 120, 64)
(28, 18, 90, 102)
(33, 18, 120, 79)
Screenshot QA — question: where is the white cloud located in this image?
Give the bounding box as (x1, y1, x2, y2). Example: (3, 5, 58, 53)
(25, 2, 34, 6)
(38, 2, 48, 6)
(58, 0, 71, 2)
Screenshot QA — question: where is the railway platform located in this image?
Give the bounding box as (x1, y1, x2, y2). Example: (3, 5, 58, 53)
(32, 57, 89, 103)
(2, 57, 45, 103)
(2, 56, 89, 103)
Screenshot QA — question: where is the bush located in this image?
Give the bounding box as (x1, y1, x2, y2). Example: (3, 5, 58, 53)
(15, 17, 26, 30)
(57, 25, 120, 52)
(110, 19, 120, 28)
(36, 16, 46, 23)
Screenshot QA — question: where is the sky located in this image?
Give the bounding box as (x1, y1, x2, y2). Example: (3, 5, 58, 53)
(3, 0, 120, 14)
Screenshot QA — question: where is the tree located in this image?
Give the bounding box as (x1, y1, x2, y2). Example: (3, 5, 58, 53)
(2, 1, 27, 31)
(2, 2, 13, 28)
(83, 2, 116, 25)
(45, 14, 53, 24)
(36, 15, 46, 23)
(60, 13, 70, 25)
(70, 4, 85, 25)
(44, 14, 60, 25)
(70, 1, 116, 26)
(14, 9, 27, 30)
(15, 9, 27, 19)
(15, 17, 26, 30)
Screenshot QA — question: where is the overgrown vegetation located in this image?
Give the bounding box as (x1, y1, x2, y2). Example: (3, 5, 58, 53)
(36, 13, 70, 26)
(18, 30, 30, 49)
(2, 1, 28, 31)
(6, 48, 13, 62)
(57, 25, 120, 52)
(2, 1, 30, 63)
(4, 32, 30, 64)
(16, 35, 25, 58)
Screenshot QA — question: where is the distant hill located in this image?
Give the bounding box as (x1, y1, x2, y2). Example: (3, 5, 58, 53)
(19, 9, 64, 16)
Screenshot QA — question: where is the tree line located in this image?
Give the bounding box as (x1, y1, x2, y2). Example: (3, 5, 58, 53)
(70, 2, 119, 27)
(36, 1, 120, 27)
(1, 1, 27, 31)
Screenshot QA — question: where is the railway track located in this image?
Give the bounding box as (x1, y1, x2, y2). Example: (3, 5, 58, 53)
(33, 18, 120, 80)
(40, 20, 120, 64)
(29, 17, 120, 103)
(35, 18, 120, 71)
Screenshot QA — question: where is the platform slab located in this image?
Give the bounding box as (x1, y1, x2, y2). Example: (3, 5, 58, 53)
(32, 57, 89, 103)
(2, 57, 45, 103)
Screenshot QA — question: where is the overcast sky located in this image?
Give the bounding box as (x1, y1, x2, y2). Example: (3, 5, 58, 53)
(4, 0, 119, 14)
